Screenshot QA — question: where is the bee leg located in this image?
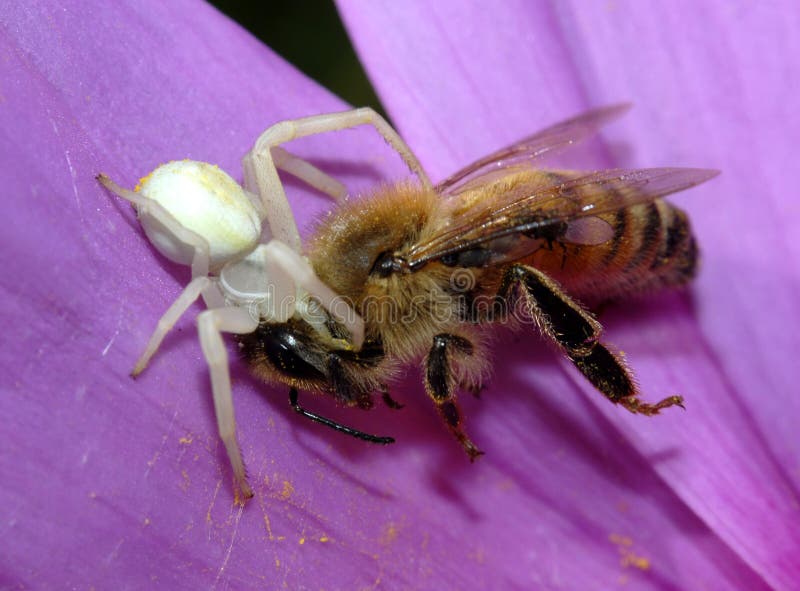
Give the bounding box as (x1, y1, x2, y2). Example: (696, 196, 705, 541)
(568, 345, 685, 415)
(288, 388, 395, 445)
(497, 265, 601, 356)
(461, 381, 485, 399)
(326, 352, 373, 410)
(380, 384, 405, 410)
(425, 334, 484, 461)
(499, 264, 684, 415)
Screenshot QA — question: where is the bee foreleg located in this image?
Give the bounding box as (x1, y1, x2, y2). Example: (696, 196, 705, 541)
(327, 353, 373, 410)
(288, 388, 395, 445)
(424, 334, 484, 461)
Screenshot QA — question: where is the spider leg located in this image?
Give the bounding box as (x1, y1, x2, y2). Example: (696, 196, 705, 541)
(97, 174, 212, 282)
(271, 146, 348, 202)
(197, 307, 260, 503)
(242, 107, 432, 252)
(250, 240, 365, 349)
(131, 276, 212, 376)
(497, 264, 684, 414)
(99, 174, 226, 374)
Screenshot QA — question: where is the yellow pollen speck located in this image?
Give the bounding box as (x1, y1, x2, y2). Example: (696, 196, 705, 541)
(280, 480, 294, 499)
(179, 434, 193, 445)
(380, 522, 400, 546)
(299, 537, 306, 545)
(609, 533, 632, 547)
(622, 553, 651, 571)
(263, 513, 277, 541)
(181, 469, 191, 490)
(609, 533, 651, 571)
(319, 535, 330, 543)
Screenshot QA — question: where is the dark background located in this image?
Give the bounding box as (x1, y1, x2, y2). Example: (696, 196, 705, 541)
(210, 0, 387, 117)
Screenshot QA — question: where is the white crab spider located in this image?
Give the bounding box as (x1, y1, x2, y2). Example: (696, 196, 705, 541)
(98, 108, 431, 501)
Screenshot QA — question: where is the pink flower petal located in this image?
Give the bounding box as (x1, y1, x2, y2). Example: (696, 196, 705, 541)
(2, 1, 796, 589)
(339, 0, 800, 588)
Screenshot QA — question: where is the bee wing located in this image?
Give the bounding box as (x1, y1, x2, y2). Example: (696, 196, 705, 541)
(436, 103, 632, 196)
(407, 167, 719, 269)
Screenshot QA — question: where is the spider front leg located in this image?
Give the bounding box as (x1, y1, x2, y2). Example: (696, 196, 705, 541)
(242, 107, 432, 252)
(234, 240, 365, 349)
(424, 334, 484, 460)
(97, 175, 224, 375)
(197, 306, 260, 502)
(98, 174, 215, 281)
(497, 264, 684, 414)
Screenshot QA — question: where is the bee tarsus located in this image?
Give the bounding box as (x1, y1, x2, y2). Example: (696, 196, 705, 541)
(380, 385, 405, 410)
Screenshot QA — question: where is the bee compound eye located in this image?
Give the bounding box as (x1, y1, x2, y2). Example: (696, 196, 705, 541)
(259, 325, 326, 381)
(370, 251, 396, 277)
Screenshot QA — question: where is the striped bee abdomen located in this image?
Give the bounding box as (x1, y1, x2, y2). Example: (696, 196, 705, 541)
(529, 199, 699, 303)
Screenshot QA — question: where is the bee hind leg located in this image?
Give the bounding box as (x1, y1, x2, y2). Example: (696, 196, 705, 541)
(498, 264, 684, 415)
(424, 334, 484, 461)
(568, 343, 684, 415)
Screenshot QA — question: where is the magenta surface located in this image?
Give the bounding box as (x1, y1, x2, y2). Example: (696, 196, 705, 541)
(2, 1, 798, 589)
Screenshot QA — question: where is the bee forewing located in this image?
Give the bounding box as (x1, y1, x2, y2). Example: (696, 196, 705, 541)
(436, 103, 632, 196)
(548, 167, 721, 218)
(409, 167, 718, 268)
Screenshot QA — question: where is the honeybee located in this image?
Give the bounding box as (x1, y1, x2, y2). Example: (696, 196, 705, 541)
(239, 102, 718, 461)
(99, 104, 717, 501)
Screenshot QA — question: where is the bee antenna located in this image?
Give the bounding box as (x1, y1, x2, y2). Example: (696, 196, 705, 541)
(288, 388, 395, 445)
